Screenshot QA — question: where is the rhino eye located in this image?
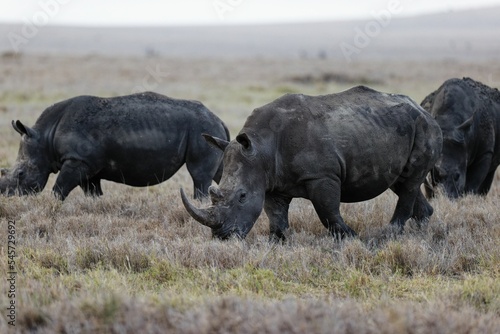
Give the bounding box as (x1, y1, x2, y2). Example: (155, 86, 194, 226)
(18, 170, 25, 180)
(239, 192, 247, 203)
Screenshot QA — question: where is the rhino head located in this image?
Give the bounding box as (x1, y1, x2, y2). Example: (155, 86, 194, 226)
(0, 120, 51, 196)
(181, 133, 267, 239)
(430, 115, 473, 198)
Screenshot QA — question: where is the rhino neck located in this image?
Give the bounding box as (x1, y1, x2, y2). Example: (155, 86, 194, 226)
(35, 99, 73, 173)
(261, 131, 286, 192)
(264, 150, 283, 191)
(43, 113, 63, 173)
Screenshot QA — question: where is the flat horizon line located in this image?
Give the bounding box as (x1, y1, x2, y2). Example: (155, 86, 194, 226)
(0, 5, 498, 29)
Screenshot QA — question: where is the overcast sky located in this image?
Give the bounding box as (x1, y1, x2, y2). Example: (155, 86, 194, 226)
(1, 0, 500, 26)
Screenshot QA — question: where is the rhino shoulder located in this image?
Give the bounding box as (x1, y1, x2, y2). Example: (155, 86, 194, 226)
(34, 96, 94, 130)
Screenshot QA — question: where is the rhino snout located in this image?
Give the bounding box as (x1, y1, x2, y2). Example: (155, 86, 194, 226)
(211, 223, 248, 240)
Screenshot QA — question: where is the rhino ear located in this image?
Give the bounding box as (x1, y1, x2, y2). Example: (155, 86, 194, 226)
(202, 134, 229, 151)
(236, 133, 252, 150)
(12, 120, 36, 138)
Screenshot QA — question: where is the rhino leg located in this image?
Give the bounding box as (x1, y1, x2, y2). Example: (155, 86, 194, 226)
(80, 177, 103, 197)
(186, 159, 218, 200)
(264, 194, 292, 242)
(306, 178, 357, 240)
(389, 181, 421, 230)
(411, 190, 433, 223)
(477, 170, 496, 195)
(465, 154, 493, 195)
(53, 159, 95, 200)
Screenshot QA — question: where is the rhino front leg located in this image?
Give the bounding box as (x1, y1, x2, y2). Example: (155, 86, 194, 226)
(465, 154, 493, 195)
(264, 193, 292, 242)
(53, 159, 94, 200)
(477, 170, 496, 196)
(80, 177, 103, 197)
(306, 178, 357, 240)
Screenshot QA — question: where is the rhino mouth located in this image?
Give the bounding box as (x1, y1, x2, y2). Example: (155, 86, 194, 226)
(211, 224, 247, 240)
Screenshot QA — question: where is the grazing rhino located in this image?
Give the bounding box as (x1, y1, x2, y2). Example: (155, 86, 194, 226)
(0, 92, 229, 200)
(181, 86, 442, 241)
(421, 77, 500, 198)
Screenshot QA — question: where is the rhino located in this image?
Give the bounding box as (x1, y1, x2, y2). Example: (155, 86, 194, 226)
(421, 77, 500, 198)
(181, 86, 443, 241)
(0, 92, 229, 200)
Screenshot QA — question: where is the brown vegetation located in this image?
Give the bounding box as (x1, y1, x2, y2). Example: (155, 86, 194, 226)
(0, 54, 499, 333)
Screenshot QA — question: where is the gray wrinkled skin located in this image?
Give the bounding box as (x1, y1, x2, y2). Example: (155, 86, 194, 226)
(182, 86, 443, 241)
(421, 77, 500, 198)
(0, 92, 229, 200)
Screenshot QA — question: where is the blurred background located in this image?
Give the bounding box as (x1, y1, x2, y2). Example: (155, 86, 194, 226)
(1, 0, 500, 162)
(1, 0, 500, 59)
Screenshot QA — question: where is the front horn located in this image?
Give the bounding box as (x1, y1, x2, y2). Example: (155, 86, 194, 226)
(180, 188, 221, 229)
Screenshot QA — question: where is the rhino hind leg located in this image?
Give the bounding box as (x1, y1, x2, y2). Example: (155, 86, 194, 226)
(53, 159, 95, 200)
(411, 190, 433, 225)
(186, 158, 219, 200)
(389, 178, 430, 230)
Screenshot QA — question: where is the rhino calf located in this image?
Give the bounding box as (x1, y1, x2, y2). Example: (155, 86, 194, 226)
(421, 77, 500, 198)
(0, 92, 229, 200)
(182, 86, 442, 241)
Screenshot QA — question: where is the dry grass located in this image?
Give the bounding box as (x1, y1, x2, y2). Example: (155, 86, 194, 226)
(0, 54, 499, 333)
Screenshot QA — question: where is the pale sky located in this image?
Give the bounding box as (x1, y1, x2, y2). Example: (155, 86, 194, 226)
(1, 0, 500, 26)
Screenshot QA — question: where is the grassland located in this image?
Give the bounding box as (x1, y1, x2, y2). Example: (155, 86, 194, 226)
(0, 54, 499, 333)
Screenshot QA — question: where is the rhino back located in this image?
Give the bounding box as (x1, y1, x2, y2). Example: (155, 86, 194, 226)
(423, 77, 500, 126)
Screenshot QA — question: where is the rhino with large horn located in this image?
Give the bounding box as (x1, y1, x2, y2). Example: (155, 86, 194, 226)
(182, 86, 442, 241)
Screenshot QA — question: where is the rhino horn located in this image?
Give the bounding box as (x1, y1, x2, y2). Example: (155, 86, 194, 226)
(180, 188, 221, 229)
